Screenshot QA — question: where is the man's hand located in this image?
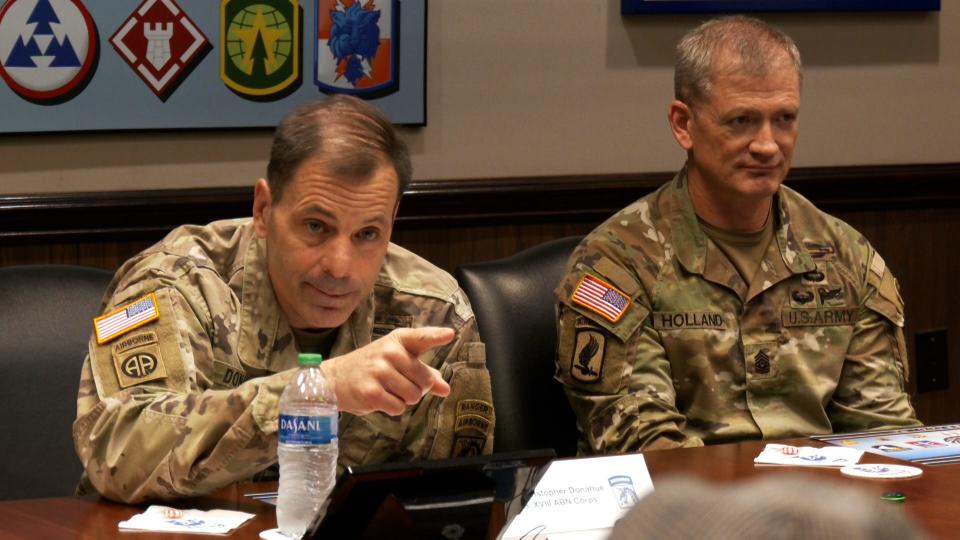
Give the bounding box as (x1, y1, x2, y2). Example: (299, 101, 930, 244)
(320, 327, 454, 416)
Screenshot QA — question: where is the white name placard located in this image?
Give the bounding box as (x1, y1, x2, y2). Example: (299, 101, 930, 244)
(501, 453, 653, 540)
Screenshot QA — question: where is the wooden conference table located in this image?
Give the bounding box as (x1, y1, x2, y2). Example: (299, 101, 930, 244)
(2, 437, 956, 539)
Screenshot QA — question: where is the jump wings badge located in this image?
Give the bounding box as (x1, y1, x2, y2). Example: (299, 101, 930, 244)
(110, 0, 210, 100)
(315, 0, 397, 97)
(0, 0, 98, 103)
(221, 0, 300, 99)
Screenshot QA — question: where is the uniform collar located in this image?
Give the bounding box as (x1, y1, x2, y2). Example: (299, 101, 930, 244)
(772, 187, 817, 274)
(668, 167, 816, 299)
(236, 229, 378, 371)
(237, 232, 287, 370)
(329, 288, 375, 358)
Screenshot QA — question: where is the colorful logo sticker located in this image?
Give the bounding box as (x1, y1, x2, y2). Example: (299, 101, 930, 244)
(221, 0, 299, 99)
(315, 0, 397, 97)
(110, 0, 210, 100)
(0, 0, 97, 103)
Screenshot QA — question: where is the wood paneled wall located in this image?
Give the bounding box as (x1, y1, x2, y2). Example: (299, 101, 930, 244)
(2, 164, 958, 424)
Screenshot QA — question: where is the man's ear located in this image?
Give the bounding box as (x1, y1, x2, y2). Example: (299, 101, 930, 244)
(668, 100, 695, 151)
(252, 179, 272, 239)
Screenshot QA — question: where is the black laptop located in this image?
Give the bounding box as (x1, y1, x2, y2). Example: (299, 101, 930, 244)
(306, 449, 555, 540)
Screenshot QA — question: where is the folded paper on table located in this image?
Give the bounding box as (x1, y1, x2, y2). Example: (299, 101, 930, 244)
(754, 444, 863, 467)
(118, 505, 255, 534)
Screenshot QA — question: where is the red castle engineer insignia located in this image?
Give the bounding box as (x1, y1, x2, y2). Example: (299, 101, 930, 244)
(110, 0, 209, 100)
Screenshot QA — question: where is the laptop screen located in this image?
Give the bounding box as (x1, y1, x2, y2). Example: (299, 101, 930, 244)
(307, 449, 555, 540)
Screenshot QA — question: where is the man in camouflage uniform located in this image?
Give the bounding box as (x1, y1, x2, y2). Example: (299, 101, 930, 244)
(555, 16, 919, 454)
(74, 96, 494, 503)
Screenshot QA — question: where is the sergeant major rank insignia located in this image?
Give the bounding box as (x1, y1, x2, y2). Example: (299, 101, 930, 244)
(221, 0, 300, 99)
(110, 0, 210, 100)
(315, 0, 398, 97)
(0, 0, 98, 103)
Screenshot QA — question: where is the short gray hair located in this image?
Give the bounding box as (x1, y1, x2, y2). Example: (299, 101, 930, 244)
(675, 15, 802, 105)
(266, 95, 412, 203)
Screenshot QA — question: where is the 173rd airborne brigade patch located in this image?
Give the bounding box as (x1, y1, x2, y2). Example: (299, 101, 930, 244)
(571, 324, 606, 383)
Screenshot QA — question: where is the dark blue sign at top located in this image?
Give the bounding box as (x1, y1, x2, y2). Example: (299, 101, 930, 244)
(622, 1, 940, 14)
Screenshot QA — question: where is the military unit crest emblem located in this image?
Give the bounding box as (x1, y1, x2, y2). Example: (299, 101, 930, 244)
(0, 0, 97, 103)
(110, 0, 210, 100)
(315, 0, 397, 97)
(220, 0, 300, 99)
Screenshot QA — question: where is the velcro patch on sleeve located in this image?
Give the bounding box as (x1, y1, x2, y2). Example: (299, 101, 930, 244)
(94, 293, 160, 345)
(870, 251, 886, 280)
(571, 273, 632, 323)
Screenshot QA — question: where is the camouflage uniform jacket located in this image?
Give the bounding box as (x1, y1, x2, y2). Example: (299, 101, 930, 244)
(556, 170, 919, 454)
(74, 218, 494, 503)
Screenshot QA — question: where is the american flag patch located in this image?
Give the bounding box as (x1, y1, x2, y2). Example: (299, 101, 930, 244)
(93, 293, 160, 345)
(571, 274, 631, 323)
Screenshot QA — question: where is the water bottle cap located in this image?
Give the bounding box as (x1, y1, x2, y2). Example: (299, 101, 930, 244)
(298, 353, 324, 366)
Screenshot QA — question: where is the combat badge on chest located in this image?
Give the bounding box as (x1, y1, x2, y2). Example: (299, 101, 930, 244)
(372, 315, 412, 339)
(452, 399, 493, 457)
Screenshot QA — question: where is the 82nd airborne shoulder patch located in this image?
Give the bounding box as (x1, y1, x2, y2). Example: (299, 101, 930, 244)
(112, 331, 167, 388)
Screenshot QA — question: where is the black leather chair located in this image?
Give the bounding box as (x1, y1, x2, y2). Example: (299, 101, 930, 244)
(454, 236, 582, 457)
(0, 264, 113, 500)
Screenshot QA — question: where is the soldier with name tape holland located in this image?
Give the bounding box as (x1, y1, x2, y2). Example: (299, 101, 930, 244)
(74, 96, 494, 503)
(555, 16, 919, 455)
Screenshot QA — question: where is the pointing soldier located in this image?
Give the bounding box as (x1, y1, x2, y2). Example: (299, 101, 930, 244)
(555, 16, 919, 454)
(74, 95, 494, 503)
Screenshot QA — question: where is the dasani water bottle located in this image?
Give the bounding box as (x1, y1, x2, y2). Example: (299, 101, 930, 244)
(276, 353, 339, 538)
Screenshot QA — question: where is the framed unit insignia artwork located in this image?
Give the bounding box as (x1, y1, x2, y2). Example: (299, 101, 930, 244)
(0, 0, 425, 132)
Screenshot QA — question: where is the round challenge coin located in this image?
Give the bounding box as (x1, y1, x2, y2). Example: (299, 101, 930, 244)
(840, 464, 923, 479)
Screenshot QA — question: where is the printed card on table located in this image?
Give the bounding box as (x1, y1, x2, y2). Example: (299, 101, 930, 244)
(501, 454, 653, 540)
(754, 444, 863, 467)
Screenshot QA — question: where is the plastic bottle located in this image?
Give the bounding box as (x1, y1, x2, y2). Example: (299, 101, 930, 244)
(276, 353, 339, 539)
